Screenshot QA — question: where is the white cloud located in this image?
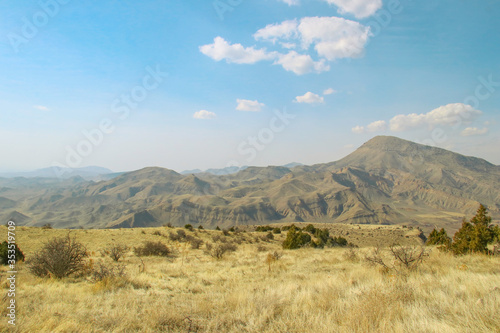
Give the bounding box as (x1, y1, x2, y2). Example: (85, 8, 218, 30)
(255, 17, 371, 61)
(33, 105, 49, 111)
(323, 88, 337, 95)
(352, 125, 365, 134)
(254, 20, 298, 43)
(366, 120, 387, 132)
(236, 99, 265, 112)
(275, 51, 330, 75)
(193, 110, 216, 119)
(294, 92, 324, 104)
(298, 16, 372, 60)
(280, 42, 297, 49)
(201, 17, 371, 75)
(199, 37, 275, 64)
(351, 120, 386, 134)
(389, 103, 482, 132)
(461, 127, 489, 137)
(279, 0, 300, 5)
(324, 0, 383, 19)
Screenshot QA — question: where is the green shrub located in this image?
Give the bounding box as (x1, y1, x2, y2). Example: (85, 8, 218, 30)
(305, 224, 316, 234)
(282, 226, 311, 249)
(0, 241, 25, 265)
(256, 225, 273, 232)
(184, 224, 193, 231)
(272, 228, 281, 234)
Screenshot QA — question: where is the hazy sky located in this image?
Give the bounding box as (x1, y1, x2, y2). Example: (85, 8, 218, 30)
(1, 0, 499, 173)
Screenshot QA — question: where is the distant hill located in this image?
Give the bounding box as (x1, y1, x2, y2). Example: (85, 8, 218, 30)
(0, 166, 115, 181)
(1, 136, 499, 232)
(180, 163, 303, 176)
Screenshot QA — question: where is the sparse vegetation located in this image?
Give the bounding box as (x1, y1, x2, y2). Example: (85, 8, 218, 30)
(90, 261, 127, 282)
(282, 225, 350, 249)
(5, 224, 500, 332)
(26, 234, 88, 278)
(365, 244, 428, 273)
(133, 241, 171, 257)
(100, 244, 129, 262)
(205, 242, 237, 260)
(169, 229, 187, 242)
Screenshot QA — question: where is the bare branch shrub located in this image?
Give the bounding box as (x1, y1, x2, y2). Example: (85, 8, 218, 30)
(365, 244, 428, 273)
(390, 244, 428, 270)
(343, 247, 359, 262)
(189, 237, 203, 249)
(169, 230, 187, 242)
(134, 241, 171, 257)
(204, 242, 237, 260)
(90, 261, 127, 282)
(101, 244, 129, 262)
(26, 234, 88, 278)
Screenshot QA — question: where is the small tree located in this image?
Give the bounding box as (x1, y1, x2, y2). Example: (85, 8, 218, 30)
(452, 204, 495, 255)
(26, 234, 88, 278)
(426, 228, 452, 250)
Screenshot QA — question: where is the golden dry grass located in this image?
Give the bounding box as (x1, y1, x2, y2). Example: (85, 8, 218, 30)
(0, 226, 499, 332)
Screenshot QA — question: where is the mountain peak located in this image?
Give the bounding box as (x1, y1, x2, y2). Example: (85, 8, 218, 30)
(361, 136, 422, 152)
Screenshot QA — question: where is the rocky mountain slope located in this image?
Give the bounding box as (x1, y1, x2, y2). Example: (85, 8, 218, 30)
(1, 136, 499, 232)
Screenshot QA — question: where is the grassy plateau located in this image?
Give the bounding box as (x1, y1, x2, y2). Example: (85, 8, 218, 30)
(0, 225, 499, 333)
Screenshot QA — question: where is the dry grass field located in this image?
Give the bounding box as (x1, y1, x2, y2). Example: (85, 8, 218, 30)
(1, 225, 499, 332)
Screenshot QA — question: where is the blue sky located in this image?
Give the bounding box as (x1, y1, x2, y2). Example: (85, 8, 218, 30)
(0, 0, 499, 173)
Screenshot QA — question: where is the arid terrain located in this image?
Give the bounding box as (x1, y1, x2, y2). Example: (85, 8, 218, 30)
(1, 224, 499, 333)
(1, 137, 499, 234)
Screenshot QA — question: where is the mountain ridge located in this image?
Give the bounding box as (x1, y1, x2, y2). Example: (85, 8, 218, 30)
(1, 136, 498, 232)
